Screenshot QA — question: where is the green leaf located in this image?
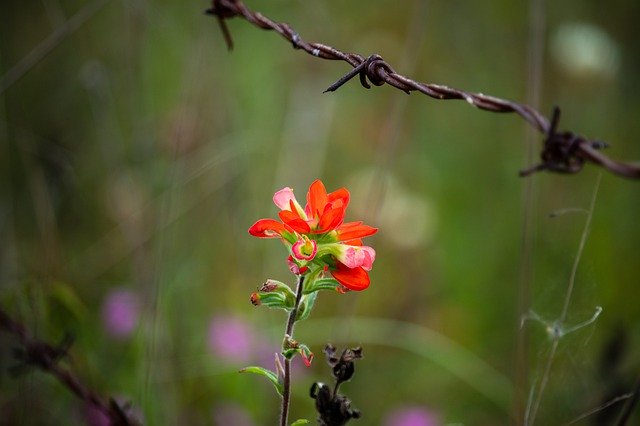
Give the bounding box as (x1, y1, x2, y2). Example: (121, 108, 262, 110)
(291, 420, 310, 425)
(239, 366, 283, 396)
(296, 292, 317, 322)
(50, 281, 88, 321)
(304, 278, 341, 294)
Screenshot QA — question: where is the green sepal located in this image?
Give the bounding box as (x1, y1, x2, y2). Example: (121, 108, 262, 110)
(297, 343, 314, 367)
(296, 292, 317, 322)
(304, 278, 342, 294)
(282, 348, 297, 360)
(250, 292, 293, 311)
(291, 420, 310, 425)
(239, 366, 283, 396)
(281, 338, 314, 367)
(251, 279, 296, 310)
(281, 231, 297, 245)
(261, 279, 296, 301)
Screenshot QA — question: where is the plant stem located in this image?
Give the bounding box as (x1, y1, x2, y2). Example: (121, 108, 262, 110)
(280, 274, 306, 426)
(615, 373, 640, 425)
(0, 308, 135, 424)
(526, 174, 600, 426)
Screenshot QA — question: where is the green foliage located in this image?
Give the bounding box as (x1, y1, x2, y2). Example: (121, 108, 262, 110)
(239, 366, 284, 397)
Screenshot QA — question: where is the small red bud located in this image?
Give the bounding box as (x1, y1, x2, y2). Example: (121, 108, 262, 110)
(250, 292, 261, 306)
(302, 351, 314, 367)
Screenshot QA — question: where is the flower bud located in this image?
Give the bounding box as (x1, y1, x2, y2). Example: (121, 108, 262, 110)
(287, 256, 309, 275)
(292, 235, 318, 261)
(249, 292, 292, 310)
(250, 280, 296, 309)
(250, 292, 261, 306)
(282, 335, 314, 367)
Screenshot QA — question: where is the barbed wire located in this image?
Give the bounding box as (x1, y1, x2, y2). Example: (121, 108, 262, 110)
(0, 308, 139, 425)
(206, 0, 640, 180)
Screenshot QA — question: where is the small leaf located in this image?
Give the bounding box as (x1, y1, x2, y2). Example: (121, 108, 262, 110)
(274, 353, 285, 384)
(304, 278, 341, 294)
(291, 420, 310, 425)
(239, 366, 284, 396)
(296, 292, 317, 322)
(282, 348, 297, 360)
(298, 343, 314, 367)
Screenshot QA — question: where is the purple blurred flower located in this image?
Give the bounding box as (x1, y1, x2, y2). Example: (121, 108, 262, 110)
(101, 289, 140, 340)
(213, 402, 255, 426)
(208, 316, 254, 363)
(384, 406, 440, 426)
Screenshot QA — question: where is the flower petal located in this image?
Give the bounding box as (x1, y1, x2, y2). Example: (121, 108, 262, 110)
(306, 179, 328, 220)
(330, 262, 370, 291)
(248, 219, 289, 238)
(359, 246, 375, 271)
(273, 187, 296, 210)
(337, 222, 378, 241)
(327, 187, 350, 210)
(336, 245, 376, 271)
(279, 210, 311, 233)
(315, 206, 346, 233)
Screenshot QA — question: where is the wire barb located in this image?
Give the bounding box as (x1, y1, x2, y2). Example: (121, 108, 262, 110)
(206, 0, 640, 179)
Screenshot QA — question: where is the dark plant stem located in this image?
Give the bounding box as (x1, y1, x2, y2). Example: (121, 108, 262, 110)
(280, 274, 306, 426)
(0, 308, 136, 425)
(332, 381, 341, 402)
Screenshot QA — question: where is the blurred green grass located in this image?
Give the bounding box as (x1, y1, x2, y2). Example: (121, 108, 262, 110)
(1, 0, 639, 424)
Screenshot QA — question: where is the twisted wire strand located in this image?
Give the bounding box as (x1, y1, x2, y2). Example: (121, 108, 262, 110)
(206, 0, 640, 179)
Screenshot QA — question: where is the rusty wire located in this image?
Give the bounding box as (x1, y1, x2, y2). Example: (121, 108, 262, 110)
(206, 0, 640, 180)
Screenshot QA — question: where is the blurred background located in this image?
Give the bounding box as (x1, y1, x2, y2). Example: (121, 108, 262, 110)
(1, 0, 639, 424)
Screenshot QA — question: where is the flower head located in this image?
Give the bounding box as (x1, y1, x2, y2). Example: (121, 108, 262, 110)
(383, 406, 440, 426)
(249, 179, 377, 291)
(207, 316, 254, 363)
(101, 289, 140, 340)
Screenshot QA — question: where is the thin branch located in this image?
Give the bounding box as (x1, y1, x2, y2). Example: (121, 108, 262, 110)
(0, 308, 138, 425)
(563, 393, 633, 425)
(280, 274, 305, 426)
(205, 0, 640, 179)
(560, 174, 600, 324)
(616, 373, 640, 425)
(526, 174, 601, 425)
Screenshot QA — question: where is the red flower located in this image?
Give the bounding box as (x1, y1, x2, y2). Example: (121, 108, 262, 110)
(249, 180, 377, 291)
